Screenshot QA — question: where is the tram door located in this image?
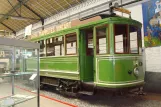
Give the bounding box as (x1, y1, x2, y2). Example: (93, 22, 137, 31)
(80, 28, 94, 82)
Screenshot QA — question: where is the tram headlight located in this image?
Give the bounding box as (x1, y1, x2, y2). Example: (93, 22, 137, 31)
(134, 68, 139, 77)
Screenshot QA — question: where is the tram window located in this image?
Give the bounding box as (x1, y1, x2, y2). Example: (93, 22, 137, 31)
(87, 30, 93, 56)
(55, 36, 64, 56)
(130, 26, 138, 53)
(87, 32, 93, 48)
(46, 38, 54, 56)
(46, 36, 64, 56)
(38, 40, 45, 57)
(65, 33, 77, 55)
(137, 29, 142, 54)
(96, 27, 107, 54)
(115, 24, 128, 53)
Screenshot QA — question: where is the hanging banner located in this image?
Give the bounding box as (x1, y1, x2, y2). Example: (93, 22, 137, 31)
(142, 0, 161, 47)
(25, 24, 32, 37)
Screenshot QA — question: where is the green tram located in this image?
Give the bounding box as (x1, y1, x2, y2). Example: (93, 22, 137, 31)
(30, 13, 144, 95)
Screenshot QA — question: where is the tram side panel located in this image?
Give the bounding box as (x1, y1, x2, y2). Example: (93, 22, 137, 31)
(95, 55, 144, 88)
(40, 56, 80, 80)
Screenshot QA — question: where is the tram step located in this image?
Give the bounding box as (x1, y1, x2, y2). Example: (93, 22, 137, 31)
(78, 91, 94, 95)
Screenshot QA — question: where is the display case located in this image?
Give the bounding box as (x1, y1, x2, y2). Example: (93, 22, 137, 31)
(0, 37, 40, 107)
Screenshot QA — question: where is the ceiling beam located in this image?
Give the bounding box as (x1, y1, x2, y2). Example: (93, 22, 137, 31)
(18, 0, 44, 25)
(0, 22, 16, 34)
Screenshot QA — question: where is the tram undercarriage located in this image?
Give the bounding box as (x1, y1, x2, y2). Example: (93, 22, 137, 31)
(40, 76, 145, 96)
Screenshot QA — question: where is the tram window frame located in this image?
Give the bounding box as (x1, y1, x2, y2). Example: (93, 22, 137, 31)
(114, 24, 129, 54)
(65, 33, 77, 55)
(86, 29, 94, 56)
(137, 28, 142, 54)
(96, 25, 109, 55)
(38, 40, 46, 57)
(46, 37, 54, 56)
(129, 25, 139, 54)
(46, 36, 64, 57)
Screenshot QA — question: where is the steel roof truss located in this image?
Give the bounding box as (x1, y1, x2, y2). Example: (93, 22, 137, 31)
(18, 0, 44, 25)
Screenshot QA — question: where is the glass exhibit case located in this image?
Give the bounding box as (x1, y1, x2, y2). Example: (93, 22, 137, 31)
(0, 37, 40, 107)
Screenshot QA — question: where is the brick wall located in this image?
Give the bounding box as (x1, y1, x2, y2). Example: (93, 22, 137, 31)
(145, 47, 161, 72)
